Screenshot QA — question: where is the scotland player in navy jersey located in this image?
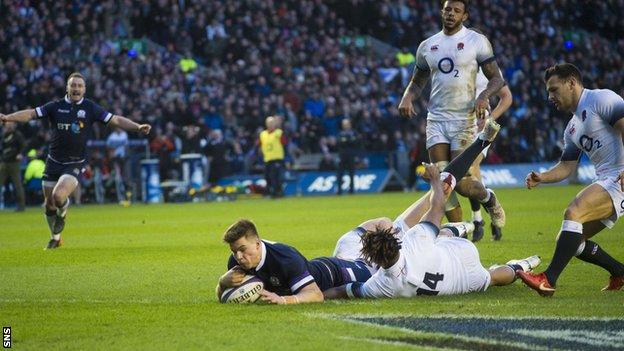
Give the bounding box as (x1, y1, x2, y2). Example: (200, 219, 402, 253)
(217, 219, 373, 304)
(518, 63, 624, 296)
(0, 72, 151, 249)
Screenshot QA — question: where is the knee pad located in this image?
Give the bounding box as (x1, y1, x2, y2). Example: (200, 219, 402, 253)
(445, 190, 460, 211)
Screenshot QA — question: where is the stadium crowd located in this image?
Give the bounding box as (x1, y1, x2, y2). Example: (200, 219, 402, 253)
(1, 0, 623, 202)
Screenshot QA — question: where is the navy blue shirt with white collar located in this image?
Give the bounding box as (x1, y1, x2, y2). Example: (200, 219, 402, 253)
(36, 95, 112, 164)
(228, 240, 372, 296)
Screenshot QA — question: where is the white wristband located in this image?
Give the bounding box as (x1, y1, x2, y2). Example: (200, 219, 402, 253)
(346, 283, 354, 298)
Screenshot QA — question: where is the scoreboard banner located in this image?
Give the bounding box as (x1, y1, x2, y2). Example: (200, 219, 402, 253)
(298, 169, 392, 195)
(218, 169, 393, 196)
(216, 162, 597, 196)
(480, 162, 595, 188)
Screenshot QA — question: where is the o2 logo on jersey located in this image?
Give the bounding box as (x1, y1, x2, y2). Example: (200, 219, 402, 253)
(579, 134, 602, 152)
(438, 58, 459, 77)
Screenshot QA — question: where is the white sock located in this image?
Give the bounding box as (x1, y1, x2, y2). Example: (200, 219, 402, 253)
(443, 222, 474, 237)
(53, 234, 61, 241)
(480, 189, 491, 203)
(472, 210, 483, 222)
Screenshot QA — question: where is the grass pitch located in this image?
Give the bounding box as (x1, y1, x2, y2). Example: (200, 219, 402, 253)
(1, 185, 623, 350)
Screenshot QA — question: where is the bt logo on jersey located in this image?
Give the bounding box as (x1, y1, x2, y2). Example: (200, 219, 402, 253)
(57, 123, 72, 130)
(57, 123, 82, 134)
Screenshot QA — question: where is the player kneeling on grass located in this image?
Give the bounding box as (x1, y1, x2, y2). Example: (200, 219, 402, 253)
(216, 219, 374, 304)
(324, 120, 540, 299)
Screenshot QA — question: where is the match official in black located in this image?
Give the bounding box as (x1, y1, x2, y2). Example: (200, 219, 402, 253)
(0, 121, 26, 211)
(336, 119, 359, 195)
(0, 72, 151, 249)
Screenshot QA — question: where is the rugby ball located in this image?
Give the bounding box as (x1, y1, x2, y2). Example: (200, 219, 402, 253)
(219, 275, 264, 304)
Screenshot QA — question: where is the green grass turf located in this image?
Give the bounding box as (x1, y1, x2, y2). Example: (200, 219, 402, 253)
(1, 185, 623, 350)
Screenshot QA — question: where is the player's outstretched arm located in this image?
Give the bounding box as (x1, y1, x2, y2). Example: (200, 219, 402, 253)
(398, 67, 430, 118)
(259, 282, 324, 304)
(357, 217, 394, 232)
(108, 115, 151, 135)
(0, 109, 36, 124)
(490, 85, 513, 121)
(323, 285, 349, 300)
(476, 60, 505, 119)
(526, 161, 577, 189)
(325, 281, 383, 300)
(420, 164, 447, 227)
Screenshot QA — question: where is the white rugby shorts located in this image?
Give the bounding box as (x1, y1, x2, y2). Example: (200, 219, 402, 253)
(595, 175, 624, 228)
(426, 119, 478, 151)
(436, 237, 491, 294)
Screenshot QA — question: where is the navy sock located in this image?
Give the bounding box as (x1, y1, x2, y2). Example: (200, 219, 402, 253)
(577, 240, 624, 277)
(444, 139, 491, 181)
(507, 264, 523, 272)
(544, 224, 583, 286)
(470, 198, 481, 212)
(443, 226, 460, 237)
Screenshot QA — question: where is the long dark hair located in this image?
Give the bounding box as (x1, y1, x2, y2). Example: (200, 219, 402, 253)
(360, 226, 402, 268)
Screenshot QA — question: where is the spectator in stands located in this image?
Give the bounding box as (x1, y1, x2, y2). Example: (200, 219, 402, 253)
(205, 129, 230, 185)
(1, 0, 623, 190)
(150, 127, 176, 180)
(181, 125, 202, 154)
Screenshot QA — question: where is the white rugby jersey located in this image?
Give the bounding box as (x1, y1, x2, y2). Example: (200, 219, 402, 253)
(561, 89, 624, 178)
(350, 222, 477, 298)
(415, 26, 495, 122)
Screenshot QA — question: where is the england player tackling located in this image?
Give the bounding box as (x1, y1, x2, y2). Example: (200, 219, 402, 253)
(398, 0, 506, 232)
(324, 119, 540, 300)
(518, 63, 624, 296)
